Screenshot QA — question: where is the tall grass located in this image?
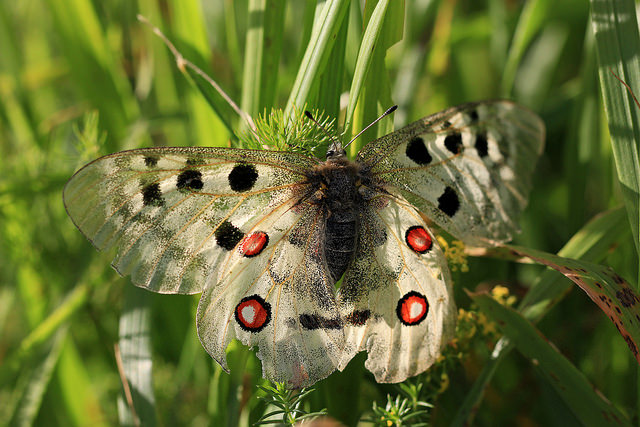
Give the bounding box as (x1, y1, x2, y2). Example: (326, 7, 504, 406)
(0, 1, 638, 425)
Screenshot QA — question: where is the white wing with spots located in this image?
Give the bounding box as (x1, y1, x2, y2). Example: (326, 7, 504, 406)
(336, 193, 456, 382)
(63, 147, 318, 294)
(357, 100, 544, 246)
(197, 202, 345, 388)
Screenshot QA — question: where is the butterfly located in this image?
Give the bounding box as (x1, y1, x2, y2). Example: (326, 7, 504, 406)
(63, 100, 544, 388)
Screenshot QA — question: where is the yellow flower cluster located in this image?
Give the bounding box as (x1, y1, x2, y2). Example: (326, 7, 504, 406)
(458, 308, 498, 337)
(491, 285, 517, 307)
(436, 236, 469, 272)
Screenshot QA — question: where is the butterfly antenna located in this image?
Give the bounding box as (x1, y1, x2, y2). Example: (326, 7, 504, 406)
(304, 111, 342, 147)
(344, 105, 398, 149)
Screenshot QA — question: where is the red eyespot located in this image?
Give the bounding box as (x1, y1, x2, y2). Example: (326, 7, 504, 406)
(396, 291, 429, 326)
(240, 231, 269, 257)
(405, 226, 432, 253)
(235, 295, 271, 332)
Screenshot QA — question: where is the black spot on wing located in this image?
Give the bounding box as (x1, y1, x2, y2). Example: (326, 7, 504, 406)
(468, 110, 479, 122)
(142, 183, 164, 206)
(144, 156, 158, 168)
(406, 137, 432, 165)
(442, 120, 452, 129)
(438, 186, 459, 217)
(475, 133, 488, 158)
(345, 309, 371, 326)
(177, 169, 204, 191)
(215, 220, 244, 250)
(229, 163, 258, 192)
(444, 133, 463, 154)
(299, 314, 342, 330)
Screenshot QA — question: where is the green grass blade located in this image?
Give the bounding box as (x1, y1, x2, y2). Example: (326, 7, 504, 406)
(53, 338, 109, 426)
(241, 0, 268, 122)
(501, 0, 552, 97)
(3, 329, 65, 426)
(117, 285, 156, 426)
(519, 207, 630, 318)
(591, 0, 640, 258)
(284, 0, 350, 122)
(348, 0, 403, 154)
(471, 292, 631, 426)
(138, 15, 239, 137)
(343, 0, 392, 133)
(508, 244, 640, 363)
(315, 14, 349, 120)
(452, 207, 630, 426)
(0, 282, 89, 386)
(169, 0, 232, 147)
(44, 0, 138, 151)
(137, 0, 190, 149)
(241, 0, 285, 121)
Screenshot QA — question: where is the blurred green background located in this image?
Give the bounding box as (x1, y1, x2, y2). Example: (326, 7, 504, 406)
(1, 0, 639, 425)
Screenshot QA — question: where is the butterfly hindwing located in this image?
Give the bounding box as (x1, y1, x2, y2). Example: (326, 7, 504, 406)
(357, 100, 544, 246)
(63, 147, 318, 294)
(64, 99, 544, 388)
(197, 201, 345, 388)
(337, 192, 456, 382)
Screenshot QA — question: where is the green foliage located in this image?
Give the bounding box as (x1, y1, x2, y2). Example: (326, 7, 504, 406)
(240, 108, 337, 157)
(255, 383, 327, 425)
(1, 1, 639, 426)
(367, 386, 432, 427)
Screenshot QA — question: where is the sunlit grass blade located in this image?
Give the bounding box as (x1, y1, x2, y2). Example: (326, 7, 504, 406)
(116, 286, 156, 425)
(343, 0, 392, 133)
(241, 0, 268, 120)
(117, 285, 156, 426)
(137, 0, 190, 149)
(591, 0, 640, 259)
(284, 0, 350, 122)
(240, 0, 285, 121)
(471, 292, 631, 426)
(168, 1, 234, 147)
(348, 0, 403, 155)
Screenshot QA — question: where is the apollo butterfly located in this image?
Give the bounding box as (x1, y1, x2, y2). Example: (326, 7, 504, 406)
(63, 100, 544, 388)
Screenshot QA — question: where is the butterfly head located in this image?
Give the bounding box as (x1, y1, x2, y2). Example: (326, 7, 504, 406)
(324, 105, 399, 162)
(325, 141, 346, 161)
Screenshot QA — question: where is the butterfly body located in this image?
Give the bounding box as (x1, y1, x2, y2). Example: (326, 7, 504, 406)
(64, 101, 544, 387)
(303, 153, 373, 282)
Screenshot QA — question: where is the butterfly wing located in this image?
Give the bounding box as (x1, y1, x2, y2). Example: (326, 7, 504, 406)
(357, 100, 544, 246)
(64, 146, 346, 386)
(197, 201, 345, 388)
(337, 191, 456, 382)
(63, 147, 318, 294)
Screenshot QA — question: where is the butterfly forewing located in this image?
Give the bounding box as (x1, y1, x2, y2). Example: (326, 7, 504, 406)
(357, 101, 544, 246)
(63, 147, 318, 294)
(337, 193, 456, 382)
(197, 202, 344, 388)
(63, 99, 544, 388)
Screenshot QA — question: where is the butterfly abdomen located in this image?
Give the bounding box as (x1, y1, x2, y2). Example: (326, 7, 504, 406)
(325, 211, 358, 282)
(307, 158, 363, 283)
